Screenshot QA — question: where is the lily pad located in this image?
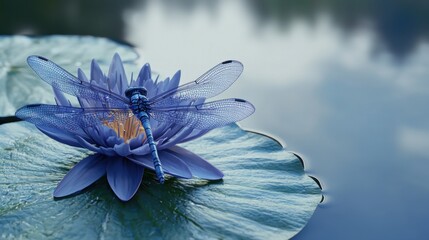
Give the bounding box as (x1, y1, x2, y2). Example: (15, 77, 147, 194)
(0, 35, 139, 116)
(0, 122, 321, 239)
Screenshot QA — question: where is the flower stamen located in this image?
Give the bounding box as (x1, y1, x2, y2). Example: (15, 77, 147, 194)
(103, 111, 146, 142)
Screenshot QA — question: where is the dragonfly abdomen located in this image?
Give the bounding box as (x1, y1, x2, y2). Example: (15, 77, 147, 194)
(138, 111, 165, 184)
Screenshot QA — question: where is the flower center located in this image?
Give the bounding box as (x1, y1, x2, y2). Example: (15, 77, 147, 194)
(103, 111, 146, 143)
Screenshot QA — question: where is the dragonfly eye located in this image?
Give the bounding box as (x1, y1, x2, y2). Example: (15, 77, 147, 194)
(125, 87, 148, 98)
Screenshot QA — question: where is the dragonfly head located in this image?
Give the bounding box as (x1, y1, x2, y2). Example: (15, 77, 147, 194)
(125, 87, 148, 98)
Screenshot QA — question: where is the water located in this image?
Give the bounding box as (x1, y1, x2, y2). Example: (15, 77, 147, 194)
(2, 0, 429, 238)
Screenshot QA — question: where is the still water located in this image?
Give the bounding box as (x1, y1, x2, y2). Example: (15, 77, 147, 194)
(2, 0, 429, 239)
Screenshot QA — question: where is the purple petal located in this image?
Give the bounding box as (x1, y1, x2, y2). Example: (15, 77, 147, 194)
(98, 125, 122, 143)
(154, 125, 184, 142)
(180, 129, 210, 143)
(158, 127, 194, 149)
(75, 135, 100, 152)
(90, 59, 104, 83)
(151, 122, 173, 139)
(148, 77, 161, 96)
(84, 125, 122, 148)
(53, 87, 71, 107)
(108, 53, 128, 95)
(99, 146, 119, 156)
(167, 146, 224, 180)
(37, 125, 82, 148)
(159, 77, 170, 93)
(77, 68, 89, 82)
(136, 63, 151, 87)
(106, 135, 123, 147)
(128, 133, 145, 149)
(84, 126, 107, 146)
(75, 136, 118, 156)
(128, 152, 192, 179)
(54, 154, 107, 198)
(77, 97, 91, 108)
(76, 72, 92, 109)
(130, 144, 150, 155)
(169, 70, 181, 91)
(113, 142, 131, 156)
(107, 158, 144, 201)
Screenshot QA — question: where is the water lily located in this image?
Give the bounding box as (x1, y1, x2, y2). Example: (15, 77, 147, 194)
(17, 54, 226, 201)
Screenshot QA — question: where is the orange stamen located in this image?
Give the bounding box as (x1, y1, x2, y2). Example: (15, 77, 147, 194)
(103, 111, 146, 143)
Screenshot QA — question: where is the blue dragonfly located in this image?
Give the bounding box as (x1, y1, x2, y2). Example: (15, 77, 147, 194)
(16, 56, 255, 184)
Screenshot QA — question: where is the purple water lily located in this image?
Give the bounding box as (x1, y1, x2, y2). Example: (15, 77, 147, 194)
(26, 54, 229, 201)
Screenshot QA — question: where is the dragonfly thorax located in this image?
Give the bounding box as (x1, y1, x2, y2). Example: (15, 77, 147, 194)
(125, 87, 150, 114)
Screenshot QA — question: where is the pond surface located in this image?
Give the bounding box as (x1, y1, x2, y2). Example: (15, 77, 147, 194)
(2, 0, 429, 239)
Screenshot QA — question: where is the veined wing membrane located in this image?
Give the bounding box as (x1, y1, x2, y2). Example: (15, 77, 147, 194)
(27, 56, 129, 108)
(148, 60, 243, 107)
(150, 98, 255, 130)
(16, 104, 131, 135)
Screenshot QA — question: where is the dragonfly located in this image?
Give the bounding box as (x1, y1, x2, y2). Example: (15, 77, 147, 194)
(16, 56, 255, 184)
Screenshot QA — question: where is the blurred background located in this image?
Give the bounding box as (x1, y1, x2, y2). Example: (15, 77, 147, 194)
(1, 0, 429, 239)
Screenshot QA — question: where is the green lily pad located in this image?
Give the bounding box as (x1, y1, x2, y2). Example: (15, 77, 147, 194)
(0, 35, 139, 116)
(0, 122, 321, 239)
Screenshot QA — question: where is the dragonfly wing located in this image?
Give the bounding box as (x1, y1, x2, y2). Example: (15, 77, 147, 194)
(27, 56, 129, 108)
(16, 104, 131, 136)
(148, 60, 243, 107)
(150, 98, 255, 130)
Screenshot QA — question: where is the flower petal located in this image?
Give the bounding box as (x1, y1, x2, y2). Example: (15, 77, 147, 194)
(128, 152, 192, 179)
(167, 146, 224, 180)
(106, 135, 122, 147)
(151, 122, 174, 139)
(107, 158, 144, 201)
(54, 154, 107, 198)
(108, 53, 128, 95)
(180, 129, 210, 143)
(77, 97, 91, 109)
(37, 125, 82, 148)
(113, 142, 131, 156)
(84, 126, 107, 146)
(159, 77, 170, 93)
(53, 87, 72, 107)
(99, 126, 123, 144)
(90, 59, 104, 83)
(77, 68, 88, 83)
(129, 144, 150, 155)
(99, 146, 119, 156)
(128, 133, 145, 149)
(135, 63, 151, 88)
(169, 70, 181, 91)
(76, 135, 101, 152)
(158, 126, 194, 149)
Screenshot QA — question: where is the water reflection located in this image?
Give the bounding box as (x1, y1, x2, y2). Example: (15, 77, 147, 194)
(2, 0, 429, 59)
(247, 0, 429, 58)
(0, 0, 138, 40)
(2, 0, 429, 239)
